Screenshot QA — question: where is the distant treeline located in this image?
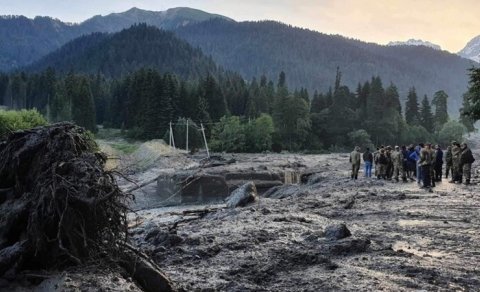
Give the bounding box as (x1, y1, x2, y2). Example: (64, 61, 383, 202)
(0, 67, 475, 152)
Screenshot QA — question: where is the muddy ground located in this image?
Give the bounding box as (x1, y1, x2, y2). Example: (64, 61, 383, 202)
(5, 140, 479, 291)
(125, 146, 480, 291)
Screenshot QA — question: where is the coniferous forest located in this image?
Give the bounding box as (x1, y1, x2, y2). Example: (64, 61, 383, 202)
(0, 24, 476, 152)
(0, 63, 474, 152)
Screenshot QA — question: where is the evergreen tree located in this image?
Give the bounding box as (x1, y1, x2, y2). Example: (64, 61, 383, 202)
(310, 91, 326, 113)
(71, 76, 97, 132)
(405, 87, 420, 125)
(461, 67, 480, 121)
(419, 95, 434, 133)
(431, 90, 449, 131)
(277, 71, 287, 89)
(202, 75, 226, 121)
(460, 92, 475, 132)
(385, 83, 402, 115)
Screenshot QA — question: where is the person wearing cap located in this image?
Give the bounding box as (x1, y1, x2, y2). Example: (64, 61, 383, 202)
(460, 142, 475, 185)
(445, 145, 453, 179)
(350, 146, 361, 180)
(450, 141, 462, 183)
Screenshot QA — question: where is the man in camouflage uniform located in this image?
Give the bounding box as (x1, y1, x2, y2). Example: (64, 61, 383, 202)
(450, 141, 462, 183)
(377, 149, 388, 179)
(350, 146, 361, 180)
(419, 143, 433, 189)
(391, 146, 404, 182)
(460, 143, 475, 185)
(385, 146, 393, 180)
(445, 145, 453, 179)
(373, 147, 380, 177)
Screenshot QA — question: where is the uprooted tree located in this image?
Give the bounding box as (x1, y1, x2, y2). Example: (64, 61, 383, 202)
(0, 123, 174, 291)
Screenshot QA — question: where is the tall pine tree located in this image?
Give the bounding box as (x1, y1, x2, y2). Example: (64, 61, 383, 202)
(431, 90, 449, 131)
(419, 95, 434, 133)
(405, 87, 420, 126)
(71, 76, 97, 132)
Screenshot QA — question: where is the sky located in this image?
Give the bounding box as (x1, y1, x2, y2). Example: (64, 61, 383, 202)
(0, 0, 479, 53)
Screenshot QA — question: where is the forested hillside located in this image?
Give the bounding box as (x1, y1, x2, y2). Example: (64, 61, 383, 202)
(0, 8, 230, 71)
(28, 24, 219, 79)
(175, 19, 477, 114)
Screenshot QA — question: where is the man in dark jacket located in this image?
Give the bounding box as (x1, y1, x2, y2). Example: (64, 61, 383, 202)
(434, 145, 443, 182)
(460, 143, 475, 185)
(363, 148, 373, 178)
(445, 146, 453, 179)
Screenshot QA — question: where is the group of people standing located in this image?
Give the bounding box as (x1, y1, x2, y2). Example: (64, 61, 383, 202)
(349, 141, 475, 188)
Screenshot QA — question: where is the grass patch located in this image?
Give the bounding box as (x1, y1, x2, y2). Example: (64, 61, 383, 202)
(110, 143, 139, 155)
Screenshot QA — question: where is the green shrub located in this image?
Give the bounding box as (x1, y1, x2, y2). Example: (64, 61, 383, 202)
(210, 116, 246, 152)
(437, 120, 467, 146)
(0, 109, 47, 139)
(245, 114, 275, 152)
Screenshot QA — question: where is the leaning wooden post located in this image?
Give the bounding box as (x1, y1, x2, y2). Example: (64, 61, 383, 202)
(170, 122, 176, 150)
(201, 123, 210, 158)
(168, 121, 172, 147)
(186, 119, 189, 152)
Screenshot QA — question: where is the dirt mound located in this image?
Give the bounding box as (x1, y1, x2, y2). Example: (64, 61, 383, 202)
(131, 140, 176, 169)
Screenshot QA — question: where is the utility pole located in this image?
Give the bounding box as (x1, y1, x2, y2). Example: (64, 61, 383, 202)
(201, 123, 210, 158)
(186, 119, 189, 152)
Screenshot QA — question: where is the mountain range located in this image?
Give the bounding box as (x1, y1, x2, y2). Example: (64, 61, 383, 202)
(387, 39, 442, 50)
(458, 35, 480, 63)
(0, 7, 230, 71)
(1, 7, 479, 115)
(28, 24, 219, 79)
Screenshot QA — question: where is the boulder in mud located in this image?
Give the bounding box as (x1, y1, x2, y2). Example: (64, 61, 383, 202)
(263, 184, 301, 199)
(226, 182, 258, 208)
(324, 223, 352, 240)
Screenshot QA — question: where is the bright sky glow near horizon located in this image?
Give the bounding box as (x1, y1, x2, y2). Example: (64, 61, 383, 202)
(0, 0, 479, 53)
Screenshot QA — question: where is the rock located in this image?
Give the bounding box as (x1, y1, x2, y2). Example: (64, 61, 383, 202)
(329, 239, 371, 255)
(261, 207, 272, 215)
(145, 228, 160, 241)
(343, 197, 355, 209)
(153, 231, 183, 247)
(263, 185, 301, 199)
(324, 223, 352, 240)
(225, 182, 258, 208)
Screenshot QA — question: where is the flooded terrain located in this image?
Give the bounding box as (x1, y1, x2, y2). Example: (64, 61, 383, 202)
(122, 147, 480, 291)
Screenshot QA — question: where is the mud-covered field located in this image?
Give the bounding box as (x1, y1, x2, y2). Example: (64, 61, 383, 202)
(6, 141, 479, 291)
(128, 150, 480, 291)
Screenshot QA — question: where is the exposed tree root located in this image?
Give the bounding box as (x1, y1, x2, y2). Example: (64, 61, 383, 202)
(0, 123, 176, 291)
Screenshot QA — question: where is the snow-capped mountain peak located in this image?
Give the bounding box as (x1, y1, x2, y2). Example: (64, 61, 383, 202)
(387, 39, 441, 50)
(458, 35, 480, 63)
